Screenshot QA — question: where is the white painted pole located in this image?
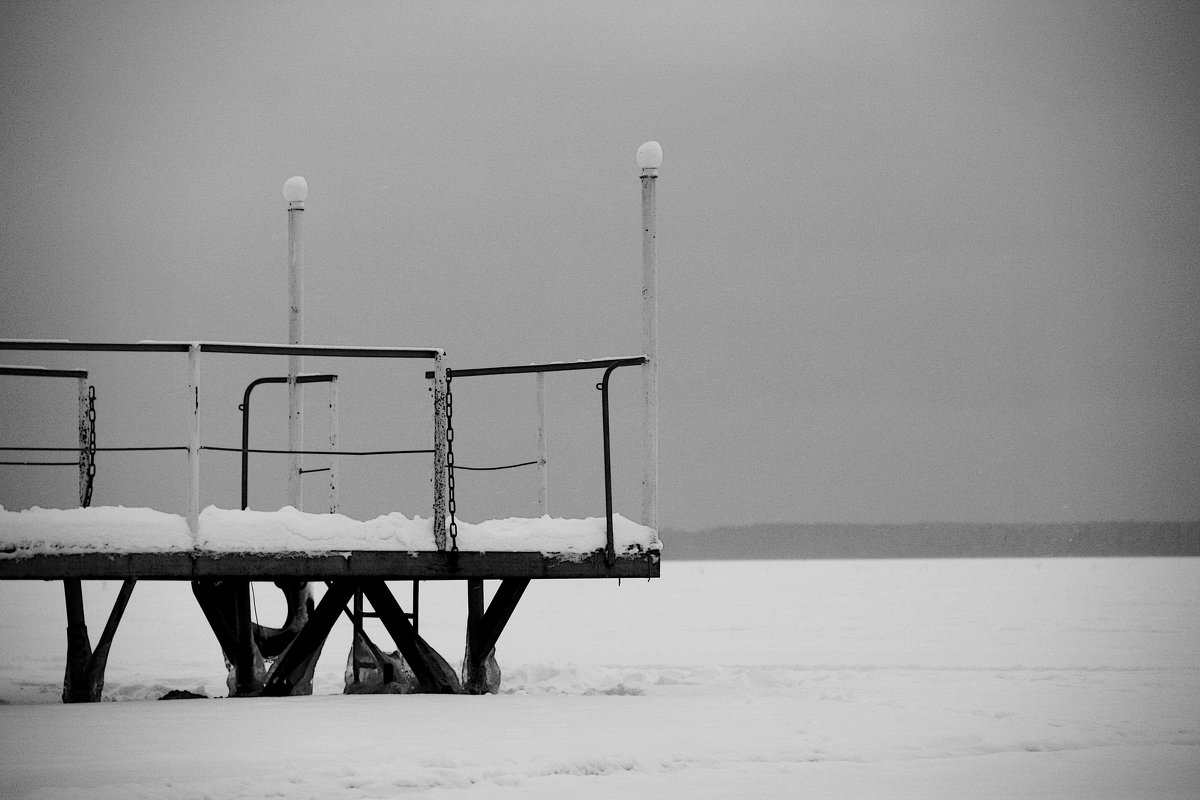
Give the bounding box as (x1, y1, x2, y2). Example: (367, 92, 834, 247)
(187, 343, 201, 541)
(637, 141, 661, 532)
(536, 372, 548, 516)
(431, 353, 449, 550)
(77, 376, 88, 506)
(328, 378, 340, 514)
(284, 177, 308, 511)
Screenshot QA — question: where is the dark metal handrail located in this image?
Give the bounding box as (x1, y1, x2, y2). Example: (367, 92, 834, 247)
(424, 355, 645, 380)
(0, 340, 443, 359)
(0, 365, 89, 379)
(239, 374, 337, 510)
(433, 356, 647, 564)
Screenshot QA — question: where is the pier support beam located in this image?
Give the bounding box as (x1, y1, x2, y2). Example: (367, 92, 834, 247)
(194, 579, 321, 697)
(62, 578, 137, 703)
(361, 579, 462, 694)
(464, 578, 529, 694)
(258, 579, 461, 696)
(262, 580, 352, 696)
(192, 579, 265, 696)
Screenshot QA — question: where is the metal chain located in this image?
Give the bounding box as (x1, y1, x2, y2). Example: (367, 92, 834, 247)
(445, 372, 459, 553)
(81, 386, 97, 508)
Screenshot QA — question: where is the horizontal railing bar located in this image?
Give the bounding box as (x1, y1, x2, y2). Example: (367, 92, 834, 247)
(197, 343, 442, 359)
(0, 341, 189, 353)
(0, 340, 443, 359)
(0, 365, 89, 379)
(2, 445, 429, 456)
(203, 446, 432, 456)
(424, 355, 646, 379)
(0, 446, 188, 452)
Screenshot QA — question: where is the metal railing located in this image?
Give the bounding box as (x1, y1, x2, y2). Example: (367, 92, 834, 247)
(1, 341, 448, 544)
(426, 355, 647, 564)
(3, 341, 649, 560)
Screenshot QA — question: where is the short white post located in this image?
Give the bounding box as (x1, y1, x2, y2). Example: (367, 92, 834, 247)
(77, 376, 89, 506)
(431, 353, 449, 550)
(536, 372, 548, 516)
(187, 343, 201, 541)
(637, 141, 662, 532)
(328, 377, 340, 514)
(284, 176, 308, 511)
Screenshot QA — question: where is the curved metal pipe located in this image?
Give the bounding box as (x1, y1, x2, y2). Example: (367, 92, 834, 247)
(597, 363, 621, 566)
(239, 374, 336, 510)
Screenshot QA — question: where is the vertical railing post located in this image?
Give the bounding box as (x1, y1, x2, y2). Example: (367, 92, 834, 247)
(77, 376, 88, 506)
(431, 353, 448, 550)
(328, 377, 339, 514)
(637, 141, 662, 533)
(536, 372, 548, 516)
(239, 378, 259, 511)
(599, 363, 619, 566)
(187, 343, 201, 542)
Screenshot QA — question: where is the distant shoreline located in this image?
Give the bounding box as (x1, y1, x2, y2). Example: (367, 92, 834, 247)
(659, 521, 1200, 559)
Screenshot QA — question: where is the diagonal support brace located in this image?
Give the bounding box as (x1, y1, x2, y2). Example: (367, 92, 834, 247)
(261, 579, 354, 696)
(62, 578, 137, 703)
(360, 579, 462, 694)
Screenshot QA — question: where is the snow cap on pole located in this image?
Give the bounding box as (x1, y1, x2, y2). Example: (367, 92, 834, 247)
(282, 176, 308, 207)
(636, 141, 663, 172)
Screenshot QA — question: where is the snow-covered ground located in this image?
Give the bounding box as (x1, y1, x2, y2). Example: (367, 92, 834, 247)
(1, 558, 1198, 798)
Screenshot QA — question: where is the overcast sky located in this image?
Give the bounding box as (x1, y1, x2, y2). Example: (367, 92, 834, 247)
(2, 2, 1198, 530)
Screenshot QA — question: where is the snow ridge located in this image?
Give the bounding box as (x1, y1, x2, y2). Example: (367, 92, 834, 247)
(0, 505, 661, 557)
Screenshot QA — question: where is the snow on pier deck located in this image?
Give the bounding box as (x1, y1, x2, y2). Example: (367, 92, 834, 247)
(0, 505, 661, 580)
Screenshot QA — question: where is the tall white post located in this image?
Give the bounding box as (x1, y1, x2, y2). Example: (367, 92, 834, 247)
(536, 372, 548, 516)
(284, 176, 308, 511)
(637, 141, 662, 532)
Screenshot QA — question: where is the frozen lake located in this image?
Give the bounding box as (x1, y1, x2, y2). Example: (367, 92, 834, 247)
(1, 558, 1198, 798)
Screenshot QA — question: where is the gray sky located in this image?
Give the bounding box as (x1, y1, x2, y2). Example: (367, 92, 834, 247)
(2, 1, 1198, 529)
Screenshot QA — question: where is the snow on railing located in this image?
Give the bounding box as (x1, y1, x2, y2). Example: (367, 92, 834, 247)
(0, 340, 447, 546)
(1, 342, 659, 561)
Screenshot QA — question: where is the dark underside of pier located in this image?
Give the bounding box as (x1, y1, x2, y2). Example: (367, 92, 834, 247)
(3, 548, 659, 701)
(0, 548, 660, 581)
